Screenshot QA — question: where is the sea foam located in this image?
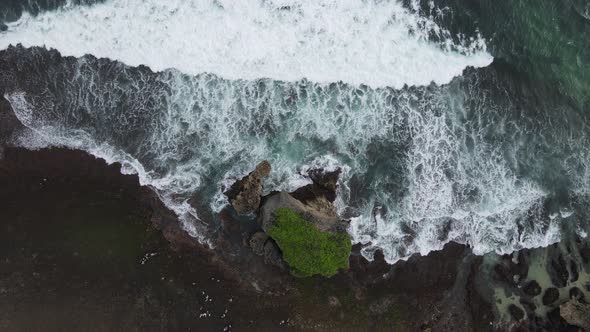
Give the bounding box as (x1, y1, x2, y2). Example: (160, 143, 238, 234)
(0, 0, 491, 88)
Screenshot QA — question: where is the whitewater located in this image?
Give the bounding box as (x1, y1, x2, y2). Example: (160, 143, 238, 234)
(3, 0, 587, 264)
(0, 0, 491, 88)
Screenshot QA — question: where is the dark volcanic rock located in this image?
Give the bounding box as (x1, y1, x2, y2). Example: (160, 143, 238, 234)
(290, 167, 342, 216)
(543, 287, 560, 306)
(508, 304, 525, 320)
(0, 23, 7, 32)
(308, 167, 341, 198)
(560, 298, 590, 330)
(547, 248, 569, 288)
(224, 160, 271, 215)
(522, 280, 542, 297)
(569, 287, 586, 302)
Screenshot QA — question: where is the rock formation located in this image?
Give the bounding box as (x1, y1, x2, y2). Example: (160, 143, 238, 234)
(261, 167, 345, 234)
(225, 162, 349, 276)
(560, 298, 590, 331)
(224, 160, 271, 215)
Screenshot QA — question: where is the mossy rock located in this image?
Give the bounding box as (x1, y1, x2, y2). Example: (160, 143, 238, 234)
(267, 208, 351, 278)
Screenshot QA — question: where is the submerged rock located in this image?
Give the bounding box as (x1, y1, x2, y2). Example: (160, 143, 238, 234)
(508, 304, 525, 320)
(542, 287, 560, 306)
(560, 298, 590, 330)
(569, 287, 586, 302)
(523, 280, 542, 297)
(224, 160, 271, 215)
(0, 23, 7, 32)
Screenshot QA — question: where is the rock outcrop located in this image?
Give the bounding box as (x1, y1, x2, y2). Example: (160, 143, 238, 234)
(560, 298, 590, 331)
(290, 167, 341, 216)
(259, 166, 345, 234)
(224, 160, 271, 215)
(225, 163, 349, 276)
(258, 191, 346, 234)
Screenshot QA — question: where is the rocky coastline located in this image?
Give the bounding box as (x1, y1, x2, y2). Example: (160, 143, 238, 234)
(1, 98, 590, 331)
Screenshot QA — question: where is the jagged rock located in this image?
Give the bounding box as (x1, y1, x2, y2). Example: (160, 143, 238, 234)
(258, 191, 346, 234)
(560, 298, 590, 330)
(309, 167, 341, 194)
(523, 280, 542, 297)
(224, 161, 271, 215)
(542, 287, 560, 305)
(249, 231, 268, 256)
(290, 167, 341, 218)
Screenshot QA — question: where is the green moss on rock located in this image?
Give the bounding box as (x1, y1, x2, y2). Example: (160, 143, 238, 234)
(267, 208, 351, 278)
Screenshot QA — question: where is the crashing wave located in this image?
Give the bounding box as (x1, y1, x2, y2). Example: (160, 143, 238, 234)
(0, 0, 491, 88)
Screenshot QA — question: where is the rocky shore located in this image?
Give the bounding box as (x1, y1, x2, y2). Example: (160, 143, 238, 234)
(1, 98, 590, 331)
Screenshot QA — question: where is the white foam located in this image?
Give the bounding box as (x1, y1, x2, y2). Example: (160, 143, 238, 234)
(0, 0, 491, 88)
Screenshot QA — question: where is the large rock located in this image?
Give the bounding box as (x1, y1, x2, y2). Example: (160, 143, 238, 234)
(224, 161, 271, 215)
(291, 167, 341, 207)
(258, 191, 346, 234)
(560, 298, 590, 330)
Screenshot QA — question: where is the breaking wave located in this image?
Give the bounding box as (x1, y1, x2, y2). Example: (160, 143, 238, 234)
(0, 0, 491, 88)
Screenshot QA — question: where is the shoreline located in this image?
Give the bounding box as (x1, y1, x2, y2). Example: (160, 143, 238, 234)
(0, 145, 494, 331)
(1, 100, 588, 331)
